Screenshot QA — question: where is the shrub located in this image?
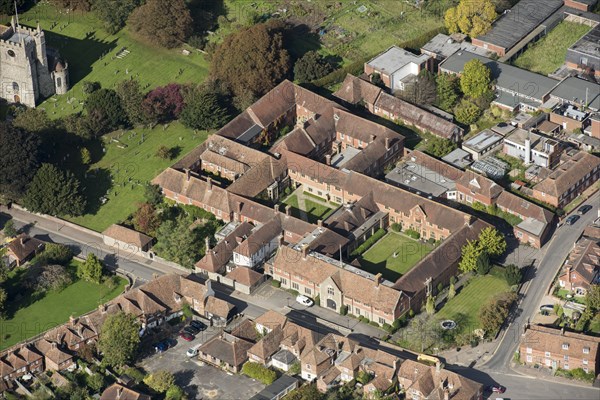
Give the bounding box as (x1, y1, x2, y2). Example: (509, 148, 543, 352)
(242, 362, 277, 385)
(450, 276, 457, 285)
(37, 243, 74, 266)
(340, 305, 348, 316)
(391, 223, 402, 232)
(504, 264, 523, 286)
(555, 368, 595, 383)
(369, 321, 380, 327)
(382, 323, 393, 333)
(358, 316, 368, 323)
(356, 370, 373, 385)
(405, 229, 420, 239)
(82, 81, 101, 94)
(271, 280, 281, 288)
(350, 228, 386, 257)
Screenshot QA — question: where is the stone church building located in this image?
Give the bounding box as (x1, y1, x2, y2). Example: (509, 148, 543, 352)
(0, 17, 69, 107)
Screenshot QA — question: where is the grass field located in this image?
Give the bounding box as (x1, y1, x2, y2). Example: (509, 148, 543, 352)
(514, 21, 591, 75)
(436, 271, 509, 335)
(0, 261, 127, 350)
(7, 2, 209, 119)
(66, 123, 208, 232)
(358, 232, 432, 281)
(281, 194, 335, 224)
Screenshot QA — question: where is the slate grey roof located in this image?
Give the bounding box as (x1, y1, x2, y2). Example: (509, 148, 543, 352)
(250, 375, 299, 400)
(549, 77, 600, 112)
(475, 0, 563, 50)
(366, 46, 429, 74)
(439, 51, 559, 102)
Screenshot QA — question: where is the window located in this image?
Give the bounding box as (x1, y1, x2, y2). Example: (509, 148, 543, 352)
(564, 363, 569, 370)
(562, 343, 569, 350)
(327, 286, 334, 296)
(545, 351, 551, 357)
(292, 282, 299, 290)
(526, 355, 532, 363)
(526, 347, 532, 354)
(340, 133, 345, 139)
(563, 355, 569, 361)
(583, 347, 590, 354)
(583, 359, 588, 365)
(378, 317, 385, 324)
(306, 364, 311, 370)
(305, 287, 311, 295)
(280, 278, 287, 285)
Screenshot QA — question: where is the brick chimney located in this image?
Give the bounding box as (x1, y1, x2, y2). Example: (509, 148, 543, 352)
(385, 137, 390, 151)
(116, 386, 124, 399)
(20, 236, 26, 246)
(205, 237, 211, 254)
(325, 154, 332, 165)
(464, 214, 473, 226)
(565, 266, 572, 283)
(285, 205, 291, 217)
(374, 273, 382, 287)
(98, 304, 107, 314)
(369, 134, 375, 143)
(274, 204, 280, 214)
(185, 168, 190, 181)
(207, 177, 212, 191)
(301, 244, 309, 259)
(279, 234, 284, 246)
(317, 219, 323, 228)
(69, 315, 77, 326)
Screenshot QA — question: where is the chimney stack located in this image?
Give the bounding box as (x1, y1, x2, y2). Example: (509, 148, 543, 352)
(20, 236, 25, 246)
(301, 244, 309, 259)
(464, 214, 473, 226)
(566, 266, 572, 283)
(185, 168, 191, 181)
(443, 388, 449, 400)
(278, 234, 284, 246)
(205, 237, 211, 254)
(369, 134, 375, 143)
(385, 137, 390, 151)
(285, 205, 291, 217)
(374, 273, 382, 287)
(69, 315, 77, 326)
(207, 177, 212, 191)
(116, 386, 124, 399)
(325, 154, 332, 166)
(317, 219, 323, 228)
(274, 204, 280, 214)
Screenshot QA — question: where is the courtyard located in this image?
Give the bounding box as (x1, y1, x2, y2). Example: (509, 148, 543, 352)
(0, 261, 127, 350)
(358, 232, 433, 281)
(280, 190, 337, 225)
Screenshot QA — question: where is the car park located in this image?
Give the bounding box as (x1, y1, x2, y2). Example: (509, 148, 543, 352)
(296, 294, 314, 307)
(565, 215, 580, 225)
(577, 205, 592, 215)
(183, 325, 200, 335)
(153, 339, 175, 353)
(190, 320, 206, 331)
(179, 331, 195, 341)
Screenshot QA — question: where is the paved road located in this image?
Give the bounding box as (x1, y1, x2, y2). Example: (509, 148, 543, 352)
(4, 206, 600, 399)
(482, 192, 600, 374)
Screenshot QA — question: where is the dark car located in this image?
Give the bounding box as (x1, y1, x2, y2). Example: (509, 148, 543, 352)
(153, 339, 174, 353)
(565, 215, 580, 225)
(190, 320, 206, 331)
(179, 331, 195, 342)
(578, 205, 592, 215)
(183, 325, 200, 335)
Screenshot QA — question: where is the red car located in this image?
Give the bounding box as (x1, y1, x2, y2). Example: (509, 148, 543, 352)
(179, 331, 194, 342)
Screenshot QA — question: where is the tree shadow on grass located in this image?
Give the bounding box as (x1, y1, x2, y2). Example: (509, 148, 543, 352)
(286, 23, 322, 60)
(355, 258, 400, 282)
(80, 167, 113, 216)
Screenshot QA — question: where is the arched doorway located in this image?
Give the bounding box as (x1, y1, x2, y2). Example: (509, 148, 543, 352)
(326, 298, 336, 310)
(13, 95, 20, 103)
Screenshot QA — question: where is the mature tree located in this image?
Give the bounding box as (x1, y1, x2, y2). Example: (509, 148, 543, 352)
(86, 373, 105, 392)
(0, 0, 26, 15)
(211, 20, 291, 99)
(93, 0, 143, 33)
(13, 108, 56, 135)
(144, 370, 176, 393)
(180, 88, 230, 130)
(436, 73, 460, 111)
(460, 59, 492, 99)
(142, 84, 185, 123)
(80, 147, 92, 165)
(61, 113, 94, 140)
(23, 164, 86, 217)
(165, 385, 188, 400)
(448, 282, 456, 299)
(475, 251, 491, 275)
(423, 137, 457, 158)
(98, 311, 140, 366)
(38, 243, 73, 266)
(293, 51, 334, 83)
(585, 284, 600, 311)
(478, 227, 506, 258)
(133, 202, 161, 235)
(49, 0, 91, 11)
(398, 70, 437, 106)
(504, 264, 522, 286)
(459, 239, 481, 273)
(29, 264, 73, 292)
(115, 79, 149, 126)
(2, 219, 16, 238)
(85, 89, 127, 135)
(128, 0, 193, 48)
(0, 123, 40, 201)
(78, 253, 103, 284)
(454, 99, 482, 124)
(479, 292, 517, 335)
(0, 287, 6, 317)
(154, 215, 206, 268)
(285, 384, 325, 400)
(144, 183, 163, 206)
(445, 0, 497, 38)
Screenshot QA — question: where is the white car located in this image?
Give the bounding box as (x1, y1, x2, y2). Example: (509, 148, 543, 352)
(186, 347, 199, 357)
(296, 295, 314, 307)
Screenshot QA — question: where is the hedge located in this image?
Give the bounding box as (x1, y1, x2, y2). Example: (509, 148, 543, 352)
(340, 305, 348, 316)
(391, 223, 402, 232)
(242, 362, 277, 385)
(350, 228, 386, 257)
(271, 280, 281, 288)
(405, 229, 420, 239)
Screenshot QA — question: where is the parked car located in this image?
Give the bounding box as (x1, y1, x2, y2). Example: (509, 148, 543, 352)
(489, 386, 506, 393)
(183, 325, 200, 335)
(578, 205, 592, 215)
(565, 215, 580, 225)
(153, 340, 174, 353)
(179, 331, 195, 342)
(295, 295, 314, 307)
(190, 320, 206, 331)
(186, 347, 199, 357)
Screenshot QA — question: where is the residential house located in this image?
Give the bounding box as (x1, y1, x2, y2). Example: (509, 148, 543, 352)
(364, 46, 431, 91)
(462, 129, 504, 161)
(503, 129, 562, 168)
(195, 222, 254, 278)
(197, 332, 254, 373)
(34, 339, 74, 372)
(102, 224, 153, 254)
(558, 237, 599, 296)
(5, 234, 44, 267)
(520, 324, 600, 374)
(100, 383, 151, 400)
(397, 359, 483, 400)
(455, 170, 503, 206)
(225, 266, 265, 295)
(233, 218, 282, 268)
(204, 296, 236, 326)
(0, 346, 43, 381)
(532, 151, 600, 208)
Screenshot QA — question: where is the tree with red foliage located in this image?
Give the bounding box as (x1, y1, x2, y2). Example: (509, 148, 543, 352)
(142, 84, 185, 123)
(133, 202, 160, 236)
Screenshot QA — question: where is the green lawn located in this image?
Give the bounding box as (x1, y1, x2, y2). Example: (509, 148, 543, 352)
(0, 262, 127, 350)
(66, 123, 209, 232)
(514, 21, 591, 75)
(281, 194, 335, 224)
(358, 232, 432, 281)
(436, 273, 509, 335)
(7, 2, 209, 119)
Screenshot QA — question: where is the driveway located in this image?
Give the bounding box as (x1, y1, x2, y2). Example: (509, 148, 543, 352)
(139, 325, 265, 400)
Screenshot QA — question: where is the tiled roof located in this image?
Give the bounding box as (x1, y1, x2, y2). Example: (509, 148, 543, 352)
(205, 296, 235, 319)
(248, 325, 284, 360)
(334, 74, 382, 105)
(226, 266, 263, 287)
(534, 152, 600, 197)
(559, 238, 600, 291)
(456, 170, 503, 200)
(102, 225, 153, 248)
(522, 325, 600, 363)
(235, 218, 282, 257)
(100, 383, 151, 400)
(196, 222, 254, 273)
(6, 234, 44, 261)
(199, 333, 254, 368)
